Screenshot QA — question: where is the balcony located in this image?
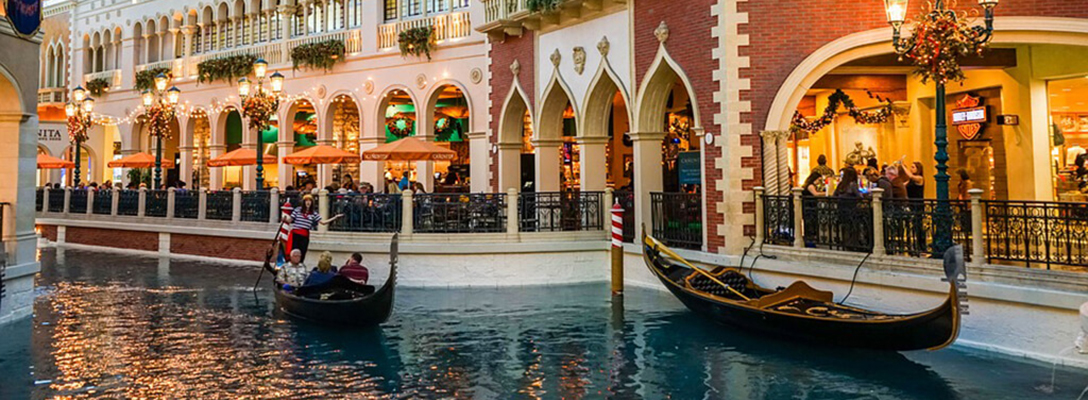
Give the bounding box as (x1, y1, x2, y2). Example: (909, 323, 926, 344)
(378, 11, 472, 50)
(83, 69, 122, 89)
(477, 0, 627, 40)
(37, 87, 67, 105)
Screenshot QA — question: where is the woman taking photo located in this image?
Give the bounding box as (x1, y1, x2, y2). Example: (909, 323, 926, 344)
(285, 194, 342, 262)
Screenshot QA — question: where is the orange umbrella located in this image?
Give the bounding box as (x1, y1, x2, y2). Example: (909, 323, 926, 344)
(38, 153, 75, 169)
(107, 152, 175, 168)
(362, 137, 457, 162)
(283, 145, 361, 165)
(207, 148, 277, 167)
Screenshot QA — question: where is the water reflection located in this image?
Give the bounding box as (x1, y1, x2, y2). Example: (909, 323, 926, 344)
(0, 249, 1082, 399)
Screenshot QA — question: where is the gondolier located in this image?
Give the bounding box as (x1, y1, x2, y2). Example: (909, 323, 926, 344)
(284, 194, 342, 262)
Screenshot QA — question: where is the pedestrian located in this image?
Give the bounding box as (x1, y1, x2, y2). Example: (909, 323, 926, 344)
(956, 169, 973, 200)
(900, 160, 925, 199)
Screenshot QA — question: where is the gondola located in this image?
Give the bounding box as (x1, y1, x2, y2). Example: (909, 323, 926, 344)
(642, 232, 967, 351)
(273, 234, 398, 326)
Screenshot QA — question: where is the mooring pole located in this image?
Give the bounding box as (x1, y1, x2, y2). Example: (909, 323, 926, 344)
(611, 201, 624, 295)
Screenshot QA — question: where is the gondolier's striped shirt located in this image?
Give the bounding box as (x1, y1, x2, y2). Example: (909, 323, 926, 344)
(290, 208, 322, 232)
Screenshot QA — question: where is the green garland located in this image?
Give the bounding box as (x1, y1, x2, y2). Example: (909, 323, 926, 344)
(527, 0, 562, 12)
(134, 67, 172, 92)
(387, 118, 414, 138)
(291, 39, 346, 72)
(398, 26, 436, 61)
(899, 4, 990, 85)
(197, 54, 258, 84)
(790, 89, 895, 137)
(85, 78, 110, 96)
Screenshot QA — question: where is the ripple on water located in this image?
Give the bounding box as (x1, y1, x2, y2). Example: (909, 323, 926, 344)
(0, 249, 1083, 399)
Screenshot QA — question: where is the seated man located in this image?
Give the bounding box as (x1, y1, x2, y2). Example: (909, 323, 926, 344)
(270, 248, 309, 290)
(338, 252, 370, 285)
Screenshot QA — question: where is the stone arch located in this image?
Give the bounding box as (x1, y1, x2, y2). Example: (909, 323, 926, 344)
(581, 60, 632, 138)
(498, 82, 532, 145)
(634, 47, 701, 133)
(62, 143, 97, 184)
(422, 79, 473, 139)
(373, 84, 419, 139)
(321, 90, 363, 142)
(764, 17, 1088, 132)
(536, 73, 577, 141)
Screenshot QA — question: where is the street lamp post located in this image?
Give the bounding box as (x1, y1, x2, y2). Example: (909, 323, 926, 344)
(65, 86, 95, 187)
(238, 58, 285, 190)
(883, 0, 998, 255)
(142, 73, 181, 190)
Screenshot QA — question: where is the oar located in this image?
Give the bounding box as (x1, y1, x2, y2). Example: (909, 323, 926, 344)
(648, 236, 751, 301)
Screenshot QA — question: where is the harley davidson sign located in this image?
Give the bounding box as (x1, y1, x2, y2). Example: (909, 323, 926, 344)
(951, 94, 988, 141)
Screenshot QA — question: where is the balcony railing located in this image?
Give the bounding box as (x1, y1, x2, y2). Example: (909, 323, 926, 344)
(884, 199, 972, 258)
(134, 59, 180, 76)
(378, 11, 472, 49)
(650, 192, 703, 251)
(984, 200, 1088, 269)
(37, 87, 66, 104)
(416, 192, 506, 233)
(329, 193, 402, 233)
(762, 194, 794, 246)
(801, 196, 873, 253)
(483, 0, 529, 25)
(519, 191, 603, 232)
(287, 29, 363, 56)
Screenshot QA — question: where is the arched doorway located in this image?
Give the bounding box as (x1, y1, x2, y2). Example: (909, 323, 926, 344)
(286, 99, 318, 189)
(537, 79, 578, 192)
(497, 86, 533, 193)
(137, 114, 181, 188)
(582, 71, 633, 192)
(188, 110, 212, 188)
(379, 88, 418, 189)
(62, 144, 94, 186)
(427, 84, 471, 192)
(325, 94, 361, 189)
(220, 108, 245, 189)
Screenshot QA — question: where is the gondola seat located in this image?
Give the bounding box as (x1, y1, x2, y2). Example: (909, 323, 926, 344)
(754, 281, 834, 309)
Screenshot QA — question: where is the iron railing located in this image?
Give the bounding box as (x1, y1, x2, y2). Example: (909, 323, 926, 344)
(241, 191, 271, 222)
(614, 190, 635, 243)
(328, 193, 402, 233)
(145, 190, 169, 217)
(519, 191, 604, 232)
(650, 192, 703, 250)
(47, 189, 65, 213)
(415, 193, 506, 233)
(762, 195, 794, 246)
(117, 190, 139, 216)
(983, 200, 1088, 269)
(205, 190, 234, 221)
(883, 199, 972, 259)
(93, 190, 113, 215)
(801, 196, 873, 253)
(68, 189, 88, 214)
(174, 190, 198, 219)
(35, 188, 43, 212)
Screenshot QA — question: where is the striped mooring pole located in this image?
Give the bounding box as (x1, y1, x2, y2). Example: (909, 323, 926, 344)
(611, 201, 624, 295)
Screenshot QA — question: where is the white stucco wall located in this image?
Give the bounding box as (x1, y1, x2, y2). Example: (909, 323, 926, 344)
(536, 11, 633, 112)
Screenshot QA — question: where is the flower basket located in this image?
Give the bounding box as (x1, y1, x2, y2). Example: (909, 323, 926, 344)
(291, 39, 346, 72)
(527, 0, 562, 12)
(85, 78, 110, 96)
(135, 67, 172, 92)
(398, 26, 437, 61)
(198, 54, 258, 84)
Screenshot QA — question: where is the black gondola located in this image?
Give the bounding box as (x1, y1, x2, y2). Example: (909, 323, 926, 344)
(642, 232, 967, 351)
(273, 234, 398, 326)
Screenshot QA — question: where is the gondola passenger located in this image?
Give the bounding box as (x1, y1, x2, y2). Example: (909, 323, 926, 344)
(262, 248, 309, 290)
(284, 194, 342, 261)
(304, 251, 339, 287)
(339, 252, 370, 285)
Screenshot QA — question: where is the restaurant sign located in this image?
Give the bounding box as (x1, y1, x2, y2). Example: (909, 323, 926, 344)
(5, 0, 43, 39)
(38, 126, 64, 142)
(678, 151, 701, 185)
(951, 94, 988, 141)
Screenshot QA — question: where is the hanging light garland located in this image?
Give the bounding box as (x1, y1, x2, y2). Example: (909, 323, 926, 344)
(789, 89, 895, 137)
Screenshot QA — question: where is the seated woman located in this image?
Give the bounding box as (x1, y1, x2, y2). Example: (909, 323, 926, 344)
(303, 251, 339, 287)
(338, 252, 370, 285)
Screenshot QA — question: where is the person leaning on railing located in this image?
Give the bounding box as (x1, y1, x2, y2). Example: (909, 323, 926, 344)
(833, 167, 865, 249)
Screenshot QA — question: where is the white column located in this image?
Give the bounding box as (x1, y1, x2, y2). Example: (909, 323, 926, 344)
(872, 188, 885, 255)
(277, 141, 295, 189)
(231, 187, 242, 222)
(178, 146, 194, 187)
(497, 142, 520, 193)
(754, 186, 765, 246)
(969, 188, 984, 265)
(792, 187, 804, 248)
(401, 189, 413, 236)
(209, 144, 225, 190)
(506, 188, 519, 235)
(468, 132, 490, 193)
(358, 137, 383, 191)
(577, 136, 608, 192)
(533, 139, 562, 192)
(630, 132, 665, 239)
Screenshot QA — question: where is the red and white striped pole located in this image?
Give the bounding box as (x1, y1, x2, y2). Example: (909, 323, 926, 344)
(611, 202, 624, 295)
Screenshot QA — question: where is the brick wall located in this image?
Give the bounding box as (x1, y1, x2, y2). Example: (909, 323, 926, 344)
(488, 32, 536, 191)
(171, 233, 269, 262)
(633, 0, 727, 251)
(66, 227, 159, 252)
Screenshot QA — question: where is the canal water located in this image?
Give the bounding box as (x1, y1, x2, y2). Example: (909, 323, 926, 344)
(0, 248, 1084, 399)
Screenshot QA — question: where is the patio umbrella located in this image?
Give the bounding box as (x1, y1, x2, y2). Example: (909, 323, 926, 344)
(283, 145, 361, 165)
(362, 137, 457, 162)
(107, 152, 175, 168)
(207, 148, 276, 167)
(37, 153, 75, 169)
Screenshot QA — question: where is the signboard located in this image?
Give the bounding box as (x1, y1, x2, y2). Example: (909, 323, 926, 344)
(997, 114, 1020, 126)
(678, 151, 701, 185)
(38, 126, 64, 142)
(951, 94, 988, 141)
(5, 0, 42, 39)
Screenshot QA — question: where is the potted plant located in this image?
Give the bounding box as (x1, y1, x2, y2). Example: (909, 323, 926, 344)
(398, 26, 437, 61)
(291, 39, 346, 72)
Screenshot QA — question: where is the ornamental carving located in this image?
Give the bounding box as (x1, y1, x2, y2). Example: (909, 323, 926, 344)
(550, 49, 561, 67)
(510, 59, 521, 76)
(416, 74, 428, 90)
(597, 36, 610, 57)
(572, 47, 586, 75)
(470, 68, 483, 84)
(654, 21, 669, 44)
(363, 80, 374, 94)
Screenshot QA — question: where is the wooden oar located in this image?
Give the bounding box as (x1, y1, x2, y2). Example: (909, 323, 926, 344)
(648, 236, 751, 301)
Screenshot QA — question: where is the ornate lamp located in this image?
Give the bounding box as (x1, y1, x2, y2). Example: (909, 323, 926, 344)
(143, 74, 181, 189)
(239, 59, 284, 190)
(883, 0, 998, 254)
